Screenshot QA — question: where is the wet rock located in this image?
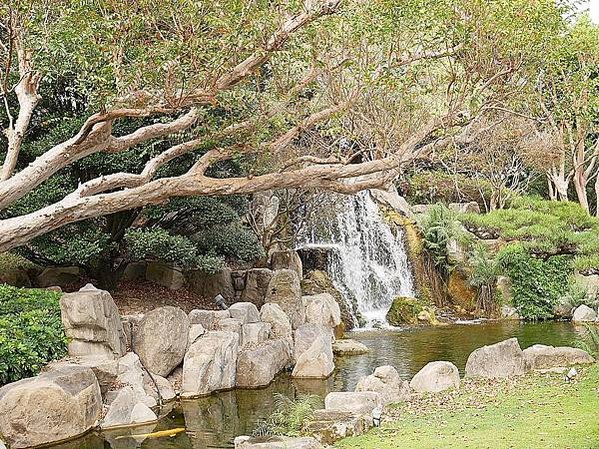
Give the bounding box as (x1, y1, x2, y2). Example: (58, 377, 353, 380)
(523, 345, 595, 370)
(60, 284, 127, 359)
(292, 335, 334, 379)
(305, 409, 372, 445)
(355, 365, 410, 404)
(260, 303, 292, 340)
(265, 269, 305, 329)
(241, 268, 274, 307)
(572, 304, 597, 322)
(242, 322, 272, 347)
(386, 296, 429, 326)
(409, 361, 460, 393)
(465, 338, 529, 378)
(236, 340, 291, 388)
(188, 308, 231, 330)
(332, 339, 369, 355)
(146, 262, 185, 290)
(188, 267, 235, 301)
(324, 391, 382, 414)
(229, 302, 261, 324)
(133, 306, 189, 377)
(0, 365, 102, 448)
(101, 386, 157, 429)
(304, 293, 341, 330)
(270, 249, 303, 279)
(234, 436, 323, 449)
(182, 331, 239, 397)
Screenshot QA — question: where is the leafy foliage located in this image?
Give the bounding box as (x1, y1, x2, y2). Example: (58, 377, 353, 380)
(0, 285, 68, 385)
(575, 324, 599, 358)
(253, 393, 321, 437)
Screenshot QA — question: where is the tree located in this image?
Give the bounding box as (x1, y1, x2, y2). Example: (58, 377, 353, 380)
(0, 0, 566, 254)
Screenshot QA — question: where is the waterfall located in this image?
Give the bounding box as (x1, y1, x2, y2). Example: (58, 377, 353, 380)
(298, 191, 414, 328)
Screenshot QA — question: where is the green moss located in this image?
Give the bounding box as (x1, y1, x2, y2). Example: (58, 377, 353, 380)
(336, 365, 599, 449)
(386, 296, 436, 325)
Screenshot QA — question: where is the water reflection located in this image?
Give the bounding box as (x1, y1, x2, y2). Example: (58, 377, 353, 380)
(49, 321, 583, 449)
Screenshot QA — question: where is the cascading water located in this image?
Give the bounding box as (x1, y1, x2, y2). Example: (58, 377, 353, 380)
(298, 191, 414, 328)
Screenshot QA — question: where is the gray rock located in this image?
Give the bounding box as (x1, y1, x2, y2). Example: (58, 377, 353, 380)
(465, 338, 529, 378)
(188, 267, 235, 301)
(241, 268, 274, 307)
(355, 365, 410, 404)
(260, 303, 292, 339)
(236, 339, 291, 387)
(229, 302, 261, 324)
(411, 204, 431, 215)
(553, 301, 574, 319)
(182, 331, 239, 397)
(409, 361, 460, 393)
(324, 391, 382, 414)
(293, 324, 332, 362)
(188, 309, 231, 330)
(523, 344, 595, 370)
(146, 262, 185, 290)
(242, 322, 272, 348)
(265, 269, 305, 329)
(449, 202, 480, 213)
(291, 335, 334, 379)
(500, 305, 520, 320)
(304, 293, 341, 330)
(0, 365, 102, 448)
(270, 250, 303, 279)
(47, 357, 119, 396)
(134, 306, 189, 377)
(121, 314, 144, 350)
(60, 284, 127, 359)
(234, 436, 323, 449)
(122, 262, 147, 281)
(572, 304, 597, 322)
(189, 323, 206, 344)
(304, 409, 372, 445)
(333, 339, 369, 355)
(216, 317, 244, 345)
(101, 386, 157, 429)
(36, 266, 82, 288)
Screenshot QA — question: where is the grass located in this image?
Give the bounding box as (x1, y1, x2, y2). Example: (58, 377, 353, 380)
(336, 364, 599, 449)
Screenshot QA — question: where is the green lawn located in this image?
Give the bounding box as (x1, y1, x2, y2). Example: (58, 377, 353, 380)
(336, 365, 599, 449)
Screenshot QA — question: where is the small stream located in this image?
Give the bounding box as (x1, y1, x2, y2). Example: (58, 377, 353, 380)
(50, 321, 586, 449)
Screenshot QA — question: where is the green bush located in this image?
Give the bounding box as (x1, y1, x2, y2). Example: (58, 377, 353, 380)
(253, 393, 321, 437)
(0, 285, 68, 385)
(497, 245, 571, 319)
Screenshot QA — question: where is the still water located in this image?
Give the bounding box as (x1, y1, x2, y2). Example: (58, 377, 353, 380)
(50, 321, 585, 449)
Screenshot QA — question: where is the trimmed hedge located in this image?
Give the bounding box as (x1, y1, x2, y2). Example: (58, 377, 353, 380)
(0, 284, 68, 385)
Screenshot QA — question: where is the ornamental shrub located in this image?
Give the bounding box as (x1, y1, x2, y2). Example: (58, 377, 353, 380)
(0, 284, 68, 385)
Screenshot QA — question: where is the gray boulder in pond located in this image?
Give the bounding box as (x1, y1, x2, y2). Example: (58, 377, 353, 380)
(234, 436, 323, 449)
(523, 345, 594, 369)
(260, 303, 292, 339)
(292, 335, 334, 379)
(304, 293, 341, 330)
(265, 269, 305, 329)
(0, 365, 102, 449)
(236, 339, 291, 387)
(409, 361, 460, 393)
(355, 365, 410, 404)
(572, 304, 597, 322)
(133, 306, 189, 377)
(60, 283, 127, 359)
(101, 386, 157, 429)
(465, 338, 529, 378)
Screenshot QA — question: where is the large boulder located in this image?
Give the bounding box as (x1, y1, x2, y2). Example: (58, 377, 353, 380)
(291, 335, 334, 379)
(465, 338, 529, 378)
(188, 308, 231, 330)
(324, 391, 382, 414)
(229, 302, 260, 324)
(47, 357, 119, 396)
(265, 269, 305, 329)
(241, 268, 274, 307)
(242, 322, 272, 348)
(36, 266, 82, 288)
(236, 340, 291, 387)
(355, 365, 410, 404)
(0, 365, 102, 448)
(333, 339, 369, 355)
(553, 301, 574, 319)
(146, 262, 185, 290)
(449, 202, 480, 214)
(409, 361, 460, 393)
(572, 304, 597, 323)
(304, 409, 372, 445)
(293, 324, 332, 362)
(188, 267, 235, 301)
(523, 345, 595, 370)
(216, 317, 244, 345)
(133, 306, 189, 377)
(101, 386, 157, 429)
(234, 436, 323, 449)
(304, 293, 341, 330)
(182, 331, 239, 397)
(386, 296, 436, 326)
(270, 249, 303, 279)
(60, 284, 127, 359)
(260, 303, 292, 340)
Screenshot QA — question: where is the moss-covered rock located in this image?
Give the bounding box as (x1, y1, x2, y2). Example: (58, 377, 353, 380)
(447, 268, 477, 313)
(386, 296, 438, 326)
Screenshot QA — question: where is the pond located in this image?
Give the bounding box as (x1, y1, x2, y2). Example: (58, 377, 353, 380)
(51, 321, 585, 449)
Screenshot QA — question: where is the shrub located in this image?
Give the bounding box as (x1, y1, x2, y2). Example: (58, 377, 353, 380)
(253, 393, 321, 437)
(575, 324, 599, 358)
(0, 285, 68, 385)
